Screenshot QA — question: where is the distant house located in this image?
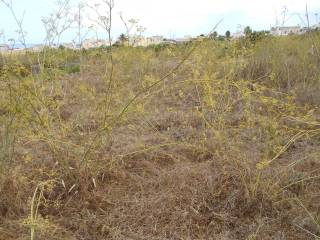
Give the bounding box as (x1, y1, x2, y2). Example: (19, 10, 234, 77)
(159, 37, 192, 45)
(270, 26, 306, 36)
(311, 23, 320, 31)
(129, 35, 164, 47)
(30, 44, 46, 51)
(61, 43, 76, 49)
(146, 35, 164, 45)
(175, 37, 192, 44)
(128, 35, 143, 46)
(0, 44, 10, 52)
(162, 39, 177, 45)
(82, 39, 108, 49)
(124, 35, 191, 47)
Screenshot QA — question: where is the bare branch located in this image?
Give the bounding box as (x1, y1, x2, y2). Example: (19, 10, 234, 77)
(0, 0, 27, 48)
(119, 12, 139, 46)
(86, 0, 114, 46)
(41, 0, 75, 46)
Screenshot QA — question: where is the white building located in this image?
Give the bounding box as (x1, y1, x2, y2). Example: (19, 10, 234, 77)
(147, 35, 164, 45)
(129, 35, 165, 47)
(174, 37, 192, 44)
(61, 43, 76, 49)
(30, 44, 46, 52)
(311, 23, 320, 30)
(162, 39, 177, 45)
(82, 39, 108, 49)
(119, 34, 192, 47)
(270, 26, 306, 36)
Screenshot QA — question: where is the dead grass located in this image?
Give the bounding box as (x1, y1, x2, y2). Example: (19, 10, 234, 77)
(0, 35, 320, 239)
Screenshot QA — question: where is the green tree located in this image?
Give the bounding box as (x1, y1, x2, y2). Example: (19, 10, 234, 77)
(118, 33, 128, 45)
(209, 32, 217, 39)
(217, 35, 225, 41)
(225, 30, 231, 39)
(250, 30, 269, 43)
(212, 31, 218, 39)
(244, 26, 252, 38)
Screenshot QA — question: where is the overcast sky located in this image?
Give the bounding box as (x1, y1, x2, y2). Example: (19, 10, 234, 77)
(0, 0, 320, 44)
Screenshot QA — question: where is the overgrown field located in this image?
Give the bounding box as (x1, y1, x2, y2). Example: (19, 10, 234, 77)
(0, 35, 320, 239)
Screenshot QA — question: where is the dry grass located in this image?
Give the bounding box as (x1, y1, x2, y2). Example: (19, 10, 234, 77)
(0, 35, 320, 239)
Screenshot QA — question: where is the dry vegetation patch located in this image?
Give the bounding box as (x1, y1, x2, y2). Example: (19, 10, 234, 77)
(0, 35, 320, 239)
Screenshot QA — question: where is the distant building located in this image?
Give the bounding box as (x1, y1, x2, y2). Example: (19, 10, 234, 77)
(129, 35, 166, 47)
(162, 39, 177, 45)
(61, 43, 76, 49)
(82, 39, 108, 49)
(0, 44, 10, 52)
(147, 35, 164, 45)
(79, 35, 190, 48)
(30, 44, 46, 51)
(174, 37, 192, 44)
(128, 35, 143, 46)
(159, 36, 192, 45)
(270, 26, 307, 36)
(311, 23, 320, 31)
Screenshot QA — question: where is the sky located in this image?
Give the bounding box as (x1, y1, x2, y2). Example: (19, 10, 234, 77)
(0, 0, 320, 44)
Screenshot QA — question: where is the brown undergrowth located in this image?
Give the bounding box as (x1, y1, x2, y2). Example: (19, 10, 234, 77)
(0, 35, 320, 239)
